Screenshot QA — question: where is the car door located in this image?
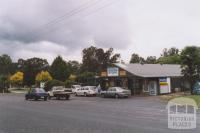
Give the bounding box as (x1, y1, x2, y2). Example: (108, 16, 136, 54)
(29, 89, 36, 99)
(107, 88, 114, 97)
(76, 88, 81, 95)
(110, 88, 117, 97)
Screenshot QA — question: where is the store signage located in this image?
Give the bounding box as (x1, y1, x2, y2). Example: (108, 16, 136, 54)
(159, 77, 171, 94)
(107, 67, 119, 77)
(119, 70, 126, 76)
(101, 71, 107, 77)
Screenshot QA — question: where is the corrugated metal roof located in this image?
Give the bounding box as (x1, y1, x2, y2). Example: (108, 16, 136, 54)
(114, 63, 182, 78)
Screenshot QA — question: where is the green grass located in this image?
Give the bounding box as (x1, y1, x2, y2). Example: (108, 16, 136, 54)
(160, 93, 200, 108)
(187, 95, 200, 108)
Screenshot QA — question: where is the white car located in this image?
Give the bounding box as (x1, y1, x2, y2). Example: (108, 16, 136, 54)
(74, 86, 96, 96)
(71, 85, 81, 93)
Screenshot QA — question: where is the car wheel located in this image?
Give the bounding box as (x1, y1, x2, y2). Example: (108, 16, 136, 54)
(115, 94, 119, 99)
(34, 96, 38, 101)
(66, 95, 70, 100)
(84, 92, 87, 97)
(25, 97, 28, 100)
(44, 97, 47, 101)
(56, 96, 60, 100)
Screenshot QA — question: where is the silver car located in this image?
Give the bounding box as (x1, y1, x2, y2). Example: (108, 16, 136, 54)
(101, 87, 131, 98)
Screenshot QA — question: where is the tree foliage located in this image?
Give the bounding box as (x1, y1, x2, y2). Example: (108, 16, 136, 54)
(130, 53, 145, 63)
(157, 47, 181, 64)
(180, 46, 200, 92)
(35, 71, 52, 82)
(10, 71, 24, 86)
(145, 56, 157, 64)
(50, 56, 70, 81)
(22, 58, 49, 86)
(82, 46, 120, 73)
(0, 54, 12, 76)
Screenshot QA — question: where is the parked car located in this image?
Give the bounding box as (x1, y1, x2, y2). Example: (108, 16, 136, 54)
(193, 82, 200, 94)
(101, 87, 131, 98)
(25, 88, 48, 101)
(71, 85, 81, 93)
(74, 86, 96, 96)
(48, 86, 72, 100)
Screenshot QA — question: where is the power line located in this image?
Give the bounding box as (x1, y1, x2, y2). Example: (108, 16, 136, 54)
(28, 0, 105, 35)
(28, 0, 120, 40)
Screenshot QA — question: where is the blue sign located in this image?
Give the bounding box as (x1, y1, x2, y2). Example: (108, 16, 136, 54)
(159, 77, 167, 82)
(107, 67, 119, 77)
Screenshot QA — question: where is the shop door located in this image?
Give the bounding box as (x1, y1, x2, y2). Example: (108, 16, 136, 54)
(148, 81, 157, 96)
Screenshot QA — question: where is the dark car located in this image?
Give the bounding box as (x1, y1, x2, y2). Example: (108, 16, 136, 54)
(25, 88, 48, 101)
(193, 82, 200, 94)
(101, 87, 131, 98)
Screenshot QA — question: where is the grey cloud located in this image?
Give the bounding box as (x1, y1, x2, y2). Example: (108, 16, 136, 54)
(0, 0, 200, 63)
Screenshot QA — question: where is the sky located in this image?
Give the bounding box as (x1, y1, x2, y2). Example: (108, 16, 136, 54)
(0, 0, 200, 64)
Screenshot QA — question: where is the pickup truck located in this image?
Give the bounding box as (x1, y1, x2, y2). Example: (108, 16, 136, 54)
(48, 86, 72, 100)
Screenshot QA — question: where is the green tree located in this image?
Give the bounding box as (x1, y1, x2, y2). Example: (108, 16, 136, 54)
(130, 53, 145, 63)
(0, 54, 12, 75)
(23, 58, 49, 86)
(157, 47, 181, 64)
(157, 55, 181, 64)
(67, 60, 81, 74)
(0, 75, 9, 92)
(146, 56, 157, 64)
(180, 46, 200, 93)
(82, 46, 120, 73)
(77, 72, 96, 85)
(162, 47, 179, 57)
(50, 56, 70, 81)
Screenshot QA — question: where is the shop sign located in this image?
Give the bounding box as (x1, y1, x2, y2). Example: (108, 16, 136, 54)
(159, 77, 171, 94)
(107, 67, 119, 77)
(119, 70, 126, 76)
(101, 71, 107, 77)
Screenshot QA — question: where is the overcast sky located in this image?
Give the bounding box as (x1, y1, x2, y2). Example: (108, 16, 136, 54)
(0, 0, 200, 64)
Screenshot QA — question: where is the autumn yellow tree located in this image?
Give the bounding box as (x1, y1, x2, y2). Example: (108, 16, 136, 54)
(35, 71, 52, 82)
(68, 74, 77, 81)
(10, 72, 24, 87)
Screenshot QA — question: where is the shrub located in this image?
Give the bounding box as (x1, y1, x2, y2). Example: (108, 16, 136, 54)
(65, 80, 77, 88)
(44, 79, 64, 91)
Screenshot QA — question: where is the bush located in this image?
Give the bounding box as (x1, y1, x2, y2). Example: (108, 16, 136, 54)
(44, 79, 64, 91)
(65, 80, 77, 88)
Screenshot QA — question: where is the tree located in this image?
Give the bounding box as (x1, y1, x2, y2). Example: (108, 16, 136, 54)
(35, 71, 52, 83)
(67, 60, 81, 74)
(0, 54, 12, 76)
(77, 72, 96, 85)
(23, 58, 49, 86)
(82, 46, 120, 73)
(157, 55, 181, 64)
(180, 46, 200, 93)
(0, 75, 9, 92)
(10, 72, 24, 87)
(50, 56, 70, 81)
(68, 74, 77, 81)
(130, 53, 145, 63)
(146, 56, 157, 64)
(161, 47, 179, 57)
(157, 47, 181, 64)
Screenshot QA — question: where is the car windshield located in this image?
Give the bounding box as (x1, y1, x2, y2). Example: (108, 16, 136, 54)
(73, 85, 81, 88)
(36, 88, 45, 93)
(115, 87, 124, 91)
(88, 86, 96, 90)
